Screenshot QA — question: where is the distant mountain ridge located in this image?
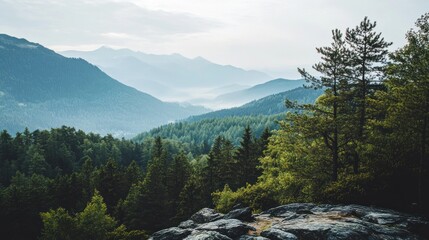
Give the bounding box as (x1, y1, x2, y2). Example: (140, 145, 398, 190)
(61, 47, 271, 102)
(210, 78, 306, 108)
(0, 34, 208, 137)
(188, 87, 323, 121)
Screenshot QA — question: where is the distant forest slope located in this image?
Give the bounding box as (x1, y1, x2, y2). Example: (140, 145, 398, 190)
(134, 114, 284, 148)
(189, 87, 323, 122)
(212, 78, 306, 107)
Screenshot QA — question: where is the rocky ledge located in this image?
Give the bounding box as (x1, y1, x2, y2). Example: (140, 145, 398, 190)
(149, 203, 429, 240)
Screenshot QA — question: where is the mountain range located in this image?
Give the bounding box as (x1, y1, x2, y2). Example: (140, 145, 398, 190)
(0, 33, 320, 138)
(0, 34, 208, 137)
(205, 78, 306, 109)
(61, 47, 271, 103)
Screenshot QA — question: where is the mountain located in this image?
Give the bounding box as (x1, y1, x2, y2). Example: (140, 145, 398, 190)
(210, 78, 307, 108)
(188, 87, 323, 122)
(61, 47, 271, 102)
(0, 34, 208, 137)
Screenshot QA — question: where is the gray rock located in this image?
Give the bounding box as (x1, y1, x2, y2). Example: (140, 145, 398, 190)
(262, 203, 316, 217)
(232, 203, 245, 209)
(191, 208, 224, 224)
(196, 219, 256, 239)
(224, 207, 254, 222)
(150, 227, 192, 240)
(260, 228, 298, 240)
(239, 234, 270, 240)
(184, 230, 232, 240)
(151, 203, 429, 240)
(296, 209, 314, 214)
(179, 220, 199, 229)
(271, 212, 422, 240)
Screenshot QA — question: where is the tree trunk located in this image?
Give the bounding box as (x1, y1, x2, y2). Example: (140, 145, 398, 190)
(332, 80, 339, 181)
(418, 101, 428, 211)
(354, 56, 367, 174)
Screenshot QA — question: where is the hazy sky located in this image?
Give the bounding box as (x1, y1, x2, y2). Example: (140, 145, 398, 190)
(1, 0, 428, 78)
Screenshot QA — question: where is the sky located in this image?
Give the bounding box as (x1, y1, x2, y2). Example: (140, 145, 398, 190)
(0, 0, 428, 78)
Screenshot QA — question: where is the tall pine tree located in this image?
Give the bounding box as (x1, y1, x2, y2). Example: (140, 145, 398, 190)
(346, 17, 392, 173)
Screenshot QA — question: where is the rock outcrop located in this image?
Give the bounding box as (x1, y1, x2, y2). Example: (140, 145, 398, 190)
(149, 204, 429, 240)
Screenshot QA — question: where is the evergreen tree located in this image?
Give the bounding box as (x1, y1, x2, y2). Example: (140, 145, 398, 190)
(40, 208, 76, 240)
(26, 144, 50, 176)
(167, 151, 191, 206)
(122, 138, 169, 231)
(205, 136, 223, 194)
(256, 127, 272, 160)
(298, 29, 352, 181)
(218, 139, 236, 188)
(346, 17, 392, 173)
(76, 190, 117, 240)
(93, 160, 128, 211)
(236, 126, 259, 186)
(40, 191, 145, 240)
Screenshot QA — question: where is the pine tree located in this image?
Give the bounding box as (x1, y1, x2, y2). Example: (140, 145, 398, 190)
(298, 29, 352, 181)
(122, 138, 169, 231)
(236, 126, 258, 186)
(93, 160, 128, 210)
(26, 144, 50, 176)
(258, 127, 272, 154)
(218, 139, 236, 188)
(346, 17, 392, 173)
(167, 151, 191, 203)
(205, 136, 223, 194)
(166, 151, 191, 222)
(76, 190, 117, 240)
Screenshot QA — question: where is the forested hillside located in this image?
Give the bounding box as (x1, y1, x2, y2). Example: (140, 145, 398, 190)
(188, 87, 323, 121)
(212, 78, 306, 107)
(135, 114, 282, 148)
(0, 124, 270, 239)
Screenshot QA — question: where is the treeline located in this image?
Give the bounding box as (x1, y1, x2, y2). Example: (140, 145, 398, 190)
(135, 114, 281, 147)
(0, 125, 270, 239)
(213, 14, 429, 215)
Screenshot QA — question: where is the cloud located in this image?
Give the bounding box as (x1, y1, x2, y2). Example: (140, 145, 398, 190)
(101, 32, 141, 40)
(0, 0, 220, 46)
(0, 0, 428, 79)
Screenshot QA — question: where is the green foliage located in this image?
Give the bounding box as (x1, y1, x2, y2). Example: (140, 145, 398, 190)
(40, 191, 147, 240)
(76, 191, 117, 240)
(321, 173, 373, 204)
(0, 172, 53, 239)
(135, 114, 283, 149)
(235, 126, 260, 186)
(213, 181, 278, 213)
(40, 208, 76, 240)
(213, 14, 429, 216)
(107, 224, 148, 240)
